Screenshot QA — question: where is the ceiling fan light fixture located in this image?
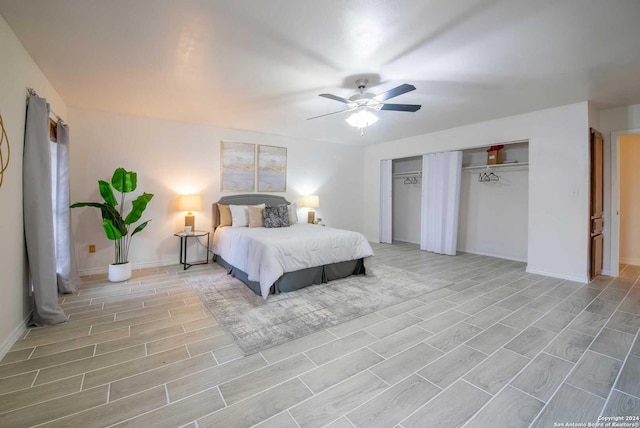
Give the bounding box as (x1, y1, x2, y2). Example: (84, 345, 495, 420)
(309, 80, 419, 136)
(345, 109, 378, 133)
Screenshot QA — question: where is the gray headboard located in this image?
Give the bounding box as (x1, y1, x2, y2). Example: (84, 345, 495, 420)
(211, 194, 290, 229)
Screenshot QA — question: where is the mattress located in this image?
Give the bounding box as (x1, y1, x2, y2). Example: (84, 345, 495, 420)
(212, 223, 374, 297)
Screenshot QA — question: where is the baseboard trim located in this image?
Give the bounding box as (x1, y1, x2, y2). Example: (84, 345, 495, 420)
(458, 249, 527, 263)
(393, 239, 421, 245)
(525, 267, 589, 284)
(394, 245, 529, 263)
(620, 258, 640, 267)
(78, 258, 178, 276)
(0, 312, 31, 361)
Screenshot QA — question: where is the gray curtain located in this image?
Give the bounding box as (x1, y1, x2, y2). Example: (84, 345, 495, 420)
(55, 122, 81, 293)
(23, 95, 67, 325)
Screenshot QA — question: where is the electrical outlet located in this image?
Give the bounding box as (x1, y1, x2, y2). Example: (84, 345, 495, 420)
(89, 245, 96, 253)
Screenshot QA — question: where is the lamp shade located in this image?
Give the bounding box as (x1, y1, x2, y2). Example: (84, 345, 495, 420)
(178, 194, 202, 212)
(297, 195, 320, 209)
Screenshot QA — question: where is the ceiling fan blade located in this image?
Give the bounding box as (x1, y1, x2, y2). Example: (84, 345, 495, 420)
(380, 103, 422, 112)
(375, 84, 416, 101)
(319, 93, 351, 104)
(306, 108, 354, 120)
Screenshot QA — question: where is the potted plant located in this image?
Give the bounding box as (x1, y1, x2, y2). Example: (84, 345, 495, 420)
(71, 168, 153, 282)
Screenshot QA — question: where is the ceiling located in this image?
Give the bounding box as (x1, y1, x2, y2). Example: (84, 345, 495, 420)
(1, 0, 640, 146)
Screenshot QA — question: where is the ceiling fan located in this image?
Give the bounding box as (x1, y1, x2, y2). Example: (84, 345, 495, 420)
(307, 79, 421, 135)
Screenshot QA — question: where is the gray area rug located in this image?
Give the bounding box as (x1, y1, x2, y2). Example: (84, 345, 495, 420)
(189, 265, 452, 355)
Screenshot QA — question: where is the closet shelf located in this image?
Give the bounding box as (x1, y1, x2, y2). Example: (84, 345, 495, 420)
(462, 162, 529, 172)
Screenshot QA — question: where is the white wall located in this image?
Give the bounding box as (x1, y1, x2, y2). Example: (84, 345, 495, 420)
(0, 14, 67, 355)
(363, 103, 591, 282)
(69, 108, 364, 274)
(599, 104, 640, 134)
(392, 157, 421, 243)
(618, 135, 640, 266)
(599, 103, 640, 274)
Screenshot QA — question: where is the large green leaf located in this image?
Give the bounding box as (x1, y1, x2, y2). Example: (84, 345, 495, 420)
(70, 201, 126, 237)
(102, 218, 124, 240)
(124, 192, 154, 224)
(98, 180, 117, 206)
(111, 168, 137, 193)
(131, 220, 151, 236)
(101, 204, 127, 236)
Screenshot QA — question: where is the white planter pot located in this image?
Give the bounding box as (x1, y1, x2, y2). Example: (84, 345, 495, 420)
(108, 262, 132, 282)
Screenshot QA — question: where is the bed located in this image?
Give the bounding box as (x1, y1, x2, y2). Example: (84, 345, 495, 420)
(211, 194, 373, 298)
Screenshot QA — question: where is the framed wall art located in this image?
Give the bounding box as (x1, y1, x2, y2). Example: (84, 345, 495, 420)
(220, 141, 255, 192)
(257, 145, 287, 192)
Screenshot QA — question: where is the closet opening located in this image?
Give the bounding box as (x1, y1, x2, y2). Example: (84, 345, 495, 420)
(391, 156, 422, 244)
(381, 140, 529, 264)
(458, 141, 529, 262)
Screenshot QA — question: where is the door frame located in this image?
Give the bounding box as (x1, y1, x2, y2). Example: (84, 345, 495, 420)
(610, 128, 640, 277)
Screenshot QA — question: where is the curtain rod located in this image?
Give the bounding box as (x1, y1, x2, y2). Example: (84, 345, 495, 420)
(27, 87, 65, 124)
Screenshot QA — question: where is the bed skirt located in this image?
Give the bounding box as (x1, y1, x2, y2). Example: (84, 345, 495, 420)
(214, 255, 366, 296)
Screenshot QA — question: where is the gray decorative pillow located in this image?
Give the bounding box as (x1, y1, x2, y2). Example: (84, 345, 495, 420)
(264, 205, 290, 228)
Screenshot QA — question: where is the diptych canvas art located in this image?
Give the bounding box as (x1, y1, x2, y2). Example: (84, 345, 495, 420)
(220, 141, 287, 192)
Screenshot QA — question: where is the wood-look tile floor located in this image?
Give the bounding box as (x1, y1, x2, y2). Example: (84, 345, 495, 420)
(1, 242, 639, 427)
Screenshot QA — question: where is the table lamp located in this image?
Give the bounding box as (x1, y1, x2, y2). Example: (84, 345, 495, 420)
(179, 194, 202, 230)
(297, 195, 320, 223)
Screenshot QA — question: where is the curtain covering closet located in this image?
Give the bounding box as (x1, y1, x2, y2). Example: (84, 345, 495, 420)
(420, 151, 463, 255)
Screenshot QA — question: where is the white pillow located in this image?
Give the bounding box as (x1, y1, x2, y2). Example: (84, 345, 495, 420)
(230, 204, 266, 227)
(288, 203, 298, 224)
(230, 205, 248, 227)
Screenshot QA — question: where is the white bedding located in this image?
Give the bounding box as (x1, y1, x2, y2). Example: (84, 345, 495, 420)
(212, 223, 374, 298)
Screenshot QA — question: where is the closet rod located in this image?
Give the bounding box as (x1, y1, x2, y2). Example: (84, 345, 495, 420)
(462, 161, 529, 171)
(392, 170, 422, 177)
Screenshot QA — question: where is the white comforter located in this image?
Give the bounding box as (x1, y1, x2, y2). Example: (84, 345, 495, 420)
(212, 223, 374, 298)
